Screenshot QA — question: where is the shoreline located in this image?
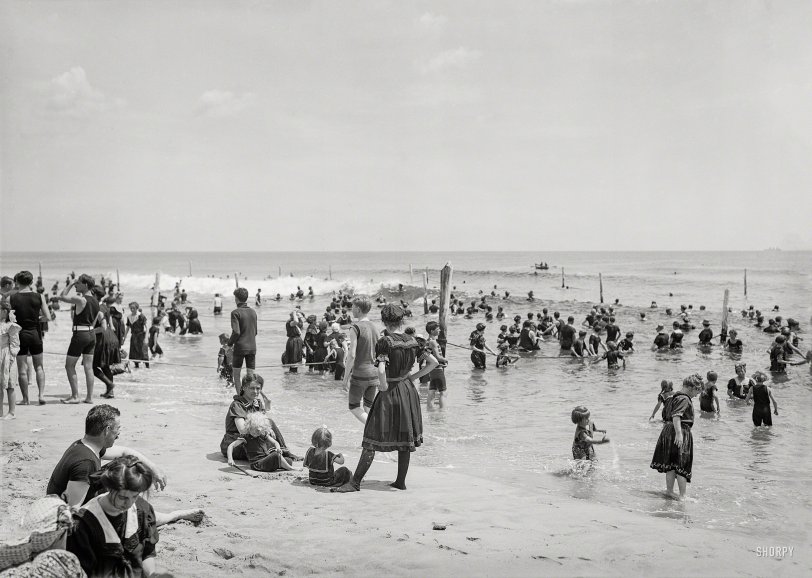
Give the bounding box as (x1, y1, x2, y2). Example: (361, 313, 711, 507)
(1, 397, 808, 576)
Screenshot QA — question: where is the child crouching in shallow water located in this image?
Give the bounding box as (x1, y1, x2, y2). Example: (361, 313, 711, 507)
(303, 426, 352, 487)
(227, 413, 297, 472)
(571, 406, 609, 460)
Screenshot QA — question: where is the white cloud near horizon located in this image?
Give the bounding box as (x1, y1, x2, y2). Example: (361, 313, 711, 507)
(195, 90, 256, 118)
(44, 66, 125, 117)
(421, 47, 481, 74)
(417, 12, 447, 31)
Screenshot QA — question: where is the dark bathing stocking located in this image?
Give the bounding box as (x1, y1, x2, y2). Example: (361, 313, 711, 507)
(334, 449, 411, 492)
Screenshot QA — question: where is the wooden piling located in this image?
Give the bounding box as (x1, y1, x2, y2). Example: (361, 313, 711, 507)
(116, 269, 120, 290)
(235, 272, 240, 288)
(561, 268, 565, 288)
(329, 265, 332, 280)
(152, 272, 160, 307)
(438, 263, 453, 356)
(409, 264, 414, 283)
(423, 271, 429, 314)
(744, 268, 747, 297)
(599, 273, 604, 303)
(38, 262, 42, 279)
(720, 288, 730, 344)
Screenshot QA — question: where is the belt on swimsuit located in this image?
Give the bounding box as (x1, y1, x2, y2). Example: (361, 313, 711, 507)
(386, 373, 411, 383)
(72, 326, 93, 332)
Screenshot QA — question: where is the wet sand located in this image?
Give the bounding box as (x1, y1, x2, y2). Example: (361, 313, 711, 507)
(1, 397, 808, 577)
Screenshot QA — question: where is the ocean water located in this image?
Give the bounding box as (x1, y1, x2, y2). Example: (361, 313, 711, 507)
(2, 251, 811, 543)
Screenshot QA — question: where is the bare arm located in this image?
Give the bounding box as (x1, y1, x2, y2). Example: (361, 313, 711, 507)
(650, 400, 663, 420)
(39, 293, 52, 325)
(672, 416, 683, 450)
(410, 354, 438, 383)
(62, 481, 91, 507)
(769, 387, 778, 414)
(377, 361, 389, 392)
(227, 438, 245, 466)
(234, 417, 248, 435)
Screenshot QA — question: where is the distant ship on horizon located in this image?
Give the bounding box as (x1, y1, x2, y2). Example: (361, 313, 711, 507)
(764, 247, 782, 252)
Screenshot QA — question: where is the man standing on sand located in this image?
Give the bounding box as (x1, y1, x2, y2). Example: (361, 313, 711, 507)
(228, 287, 258, 393)
(56, 275, 99, 404)
(343, 295, 378, 424)
(10, 271, 52, 405)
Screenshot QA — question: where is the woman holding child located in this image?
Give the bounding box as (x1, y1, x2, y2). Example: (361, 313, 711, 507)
(334, 304, 438, 492)
(220, 375, 300, 463)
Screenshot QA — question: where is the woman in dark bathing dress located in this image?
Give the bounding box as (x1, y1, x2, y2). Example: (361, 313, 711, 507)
(650, 373, 704, 499)
(333, 304, 438, 492)
(283, 311, 305, 373)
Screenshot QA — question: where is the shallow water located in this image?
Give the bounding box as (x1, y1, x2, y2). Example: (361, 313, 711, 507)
(2, 251, 810, 543)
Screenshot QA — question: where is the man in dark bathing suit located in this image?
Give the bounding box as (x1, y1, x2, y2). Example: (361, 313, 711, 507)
(56, 274, 100, 404)
(10, 271, 52, 405)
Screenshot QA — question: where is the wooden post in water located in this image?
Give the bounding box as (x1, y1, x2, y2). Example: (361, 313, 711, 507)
(720, 288, 730, 345)
(422, 271, 429, 314)
(152, 272, 160, 307)
(438, 263, 453, 357)
(409, 264, 413, 283)
(235, 272, 240, 288)
(116, 269, 120, 291)
(599, 273, 604, 303)
(744, 268, 747, 298)
(38, 262, 42, 279)
(561, 268, 565, 288)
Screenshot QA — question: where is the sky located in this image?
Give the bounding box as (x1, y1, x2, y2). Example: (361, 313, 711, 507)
(1, 0, 811, 252)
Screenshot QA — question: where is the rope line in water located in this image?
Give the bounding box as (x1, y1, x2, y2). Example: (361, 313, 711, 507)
(37, 351, 339, 370)
(445, 341, 570, 359)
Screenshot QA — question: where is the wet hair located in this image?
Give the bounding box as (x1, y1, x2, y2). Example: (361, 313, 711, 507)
(244, 412, 273, 438)
(152, 317, 161, 326)
(660, 379, 673, 393)
(499, 324, 508, 332)
(567, 316, 574, 323)
(752, 371, 768, 383)
(14, 270, 34, 287)
(233, 287, 249, 303)
(351, 295, 372, 315)
(381, 304, 405, 326)
(775, 335, 786, 343)
(571, 406, 590, 424)
(311, 426, 332, 449)
(241, 373, 264, 391)
(706, 371, 717, 382)
(672, 321, 680, 328)
(85, 404, 121, 436)
(426, 321, 439, 334)
(97, 456, 154, 494)
(128, 301, 139, 309)
(404, 326, 415, 335)
(578, 330, 587, 336)
(77, 274, 95, 289)
(625, 332, 634, 338)
(218, 332, 229, 345)
(683, 373, 704, 389)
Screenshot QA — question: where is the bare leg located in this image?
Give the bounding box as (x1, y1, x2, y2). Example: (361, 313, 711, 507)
(64, 356, 81, 402)
(277, 455, 296, 471)
(232, 367, 242, 395)
(426, 390, 435, 410)
(350, 407, 368, 424)
(81, 353, 94, 402)
(437, 392, 445, 408)
(32, 354, 45, 403)
(665, 471, 677, 496)
(676, 475, 688, 499)
(16, 356, 29, 404)
(2, 387, 15, 418)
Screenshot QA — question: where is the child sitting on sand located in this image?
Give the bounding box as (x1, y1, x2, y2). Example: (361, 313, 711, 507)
(217, 333, 234, 386)
(227, 413, 297, 472)
(571, 406, 609, 460)
(303, 426, 352, 487)
(0, 303, 21, 420)
(649, 379, 674, 421)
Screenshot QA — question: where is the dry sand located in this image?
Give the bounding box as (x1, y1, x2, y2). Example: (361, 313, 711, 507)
(1, 397, 808, 577)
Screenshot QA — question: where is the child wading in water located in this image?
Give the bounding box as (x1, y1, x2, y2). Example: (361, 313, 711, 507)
(699, 371, 721, 415)
(227, 412, 297, 473)
(745, 371, 778, 426)
(217, 333, 234, 386)
(0, 303, 21, 419)
(649, 379, 674, 421)
(571, 406, 609, 460)
(303, 427, 352, 487)
(148, 317, 163, 359)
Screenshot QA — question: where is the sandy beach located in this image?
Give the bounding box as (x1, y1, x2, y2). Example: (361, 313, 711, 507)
(1, 397, 807, 577)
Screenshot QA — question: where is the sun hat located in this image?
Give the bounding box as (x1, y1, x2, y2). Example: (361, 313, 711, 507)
(0, 496, 73, 571)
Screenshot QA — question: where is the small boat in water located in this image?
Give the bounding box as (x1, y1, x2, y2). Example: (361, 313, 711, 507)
(534, 262, 549, 270)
